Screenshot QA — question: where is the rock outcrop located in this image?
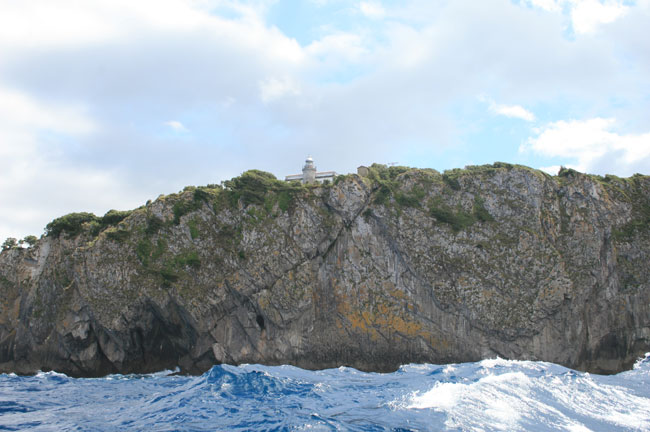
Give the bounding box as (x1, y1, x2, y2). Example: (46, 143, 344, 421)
(1, 164, 649, 377)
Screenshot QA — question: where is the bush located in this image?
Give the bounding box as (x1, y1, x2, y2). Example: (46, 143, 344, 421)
(173, 199, 201, 225)
(188, 219, 199, 239)
(558, 166, 580, 178)
(160, 266, 179, 283)
(373, 184, 392, 205)
(442, 173, 461, 191)
(276, 191, 292, 212)
(429, 196, 494, 232)
(105, 229, 130, 243)
(367, 164, 410, 182)
(22, 235, 38, 247)
(145, 216, 165, 235)
(136, 239, 153, 266)
(173, 250, 201, 269)
(474, 197, 494, 222)
(395, 192, 421, 208)
(193, 187, 220, 203)
(222, 170, 302, 210)
(46, 212, 99, 238)
(2, 238, 18, 251)
(101, 209, 132, 226)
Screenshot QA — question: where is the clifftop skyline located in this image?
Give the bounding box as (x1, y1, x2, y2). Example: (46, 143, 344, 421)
(1, 0, 649, 242)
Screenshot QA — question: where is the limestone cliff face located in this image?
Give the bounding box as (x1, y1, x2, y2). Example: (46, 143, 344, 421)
(1, 164, 649, 377)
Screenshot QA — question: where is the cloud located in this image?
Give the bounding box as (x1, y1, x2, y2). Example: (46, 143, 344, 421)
(539, 165, 563, 175)
(523, 0, 629, 35)
(523, 118, 650, 175)
(165, 120, 188, 132)
(0, 86, 96, 135)
(527, 0, 562, 12)
(486, 99, 536, 122)
(359, 2, 386, 19)
(569, 0, 628, 34)
(0, 86, 143, 241)
(306, 33, 368, 63)
(259, 77, 301, 103)
(0, 0, 648, 240)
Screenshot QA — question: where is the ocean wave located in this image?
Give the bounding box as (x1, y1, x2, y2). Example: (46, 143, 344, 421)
(0, 359, 649, 431)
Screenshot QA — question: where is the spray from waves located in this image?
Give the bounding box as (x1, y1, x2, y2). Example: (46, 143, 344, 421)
(402, 355, 650, 431)
(0, 354, 649, 431)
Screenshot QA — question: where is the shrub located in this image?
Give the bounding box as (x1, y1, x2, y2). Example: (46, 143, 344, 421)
(395, 192, 421, 208)
(173, 199, 201, 225)
(558, 166, 580, 178)
(429, 202, 474, 232)
(160, 266, 179, 283)
(277, 191, 292, 212)
(2, 238, 18, 251)
(188, 219, 199, 239)
(429, 196, 494, 232)
(136, 240, 153, 266)
(45, 212, 99, 238)
(105, 229, 130, 243)
(222, 169, 302, 210)
(145, 216, 164, 235)
(173, 250, 201, 269)
(101, 209, 132, 226)
(22, 235, 38, 247)
(474, 197, 494, 222)
(374, 185, 391, 205)
(442, 173, 461, 191)
(193, 186, 220, 203)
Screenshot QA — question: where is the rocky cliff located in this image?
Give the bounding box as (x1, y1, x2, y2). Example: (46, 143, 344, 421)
(1, 164, 649, 377)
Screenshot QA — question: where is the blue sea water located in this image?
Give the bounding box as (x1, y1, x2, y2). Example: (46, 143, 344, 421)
(1, 354, 649, 431)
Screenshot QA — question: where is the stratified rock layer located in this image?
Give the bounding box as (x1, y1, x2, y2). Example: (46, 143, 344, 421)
(1, 164, 649, 377)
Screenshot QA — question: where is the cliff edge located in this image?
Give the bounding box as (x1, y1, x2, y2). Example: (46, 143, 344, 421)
(1, 163, 649, 377)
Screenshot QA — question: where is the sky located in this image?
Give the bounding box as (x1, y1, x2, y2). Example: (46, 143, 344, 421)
(1, 0, 649, 241)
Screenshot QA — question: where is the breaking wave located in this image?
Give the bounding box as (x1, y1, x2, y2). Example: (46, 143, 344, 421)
(1, 354, 649, 431)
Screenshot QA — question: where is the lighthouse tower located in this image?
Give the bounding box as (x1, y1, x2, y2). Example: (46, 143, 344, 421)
(302, 156, 317, 184)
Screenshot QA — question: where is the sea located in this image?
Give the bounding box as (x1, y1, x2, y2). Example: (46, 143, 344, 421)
(1, 354, 649, 431)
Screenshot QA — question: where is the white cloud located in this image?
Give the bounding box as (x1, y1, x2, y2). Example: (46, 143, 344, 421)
(165, 120, 188, 132)
(0, 87, 96, 135)
(523, 0, 629, 34)
(360, 2, 386, 19)
(523, 118, 650, 175)
(488, 101, 536, 122)
(569, 0, 628, 34)
(1, 0, 649, 240)
(528, 0, 563, 12)
(259, 77, 301, 103)
(306, 33, 368, 63)
(0, 86, 141, 241)
(539, 165, 563, 175)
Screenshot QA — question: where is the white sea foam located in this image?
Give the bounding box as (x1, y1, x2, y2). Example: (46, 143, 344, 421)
(35, 370, 69, 378)
(409, 382, 463, 409)
(403, 361, 650, 431)
(442, 364, 456, 374)
(407, 371, 538, 430)
(633, 352, 650, 370)
(3, 360, 649, 431)
(565, 423, 593, 432)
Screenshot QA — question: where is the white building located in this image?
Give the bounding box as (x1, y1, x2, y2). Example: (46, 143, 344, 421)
(285, 157, 336, 184)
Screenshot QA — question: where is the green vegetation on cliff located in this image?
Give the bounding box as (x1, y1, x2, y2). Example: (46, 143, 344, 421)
(1, 162, 649, 378)
(45, 209, 134, 239)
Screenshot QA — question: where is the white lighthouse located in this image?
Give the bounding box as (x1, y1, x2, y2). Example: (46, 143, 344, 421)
(284, 156, 337, 184)
(302, 156, 317, 184)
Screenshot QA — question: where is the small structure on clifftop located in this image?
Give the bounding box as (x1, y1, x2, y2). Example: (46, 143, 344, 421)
(285, 156, 336, 184)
